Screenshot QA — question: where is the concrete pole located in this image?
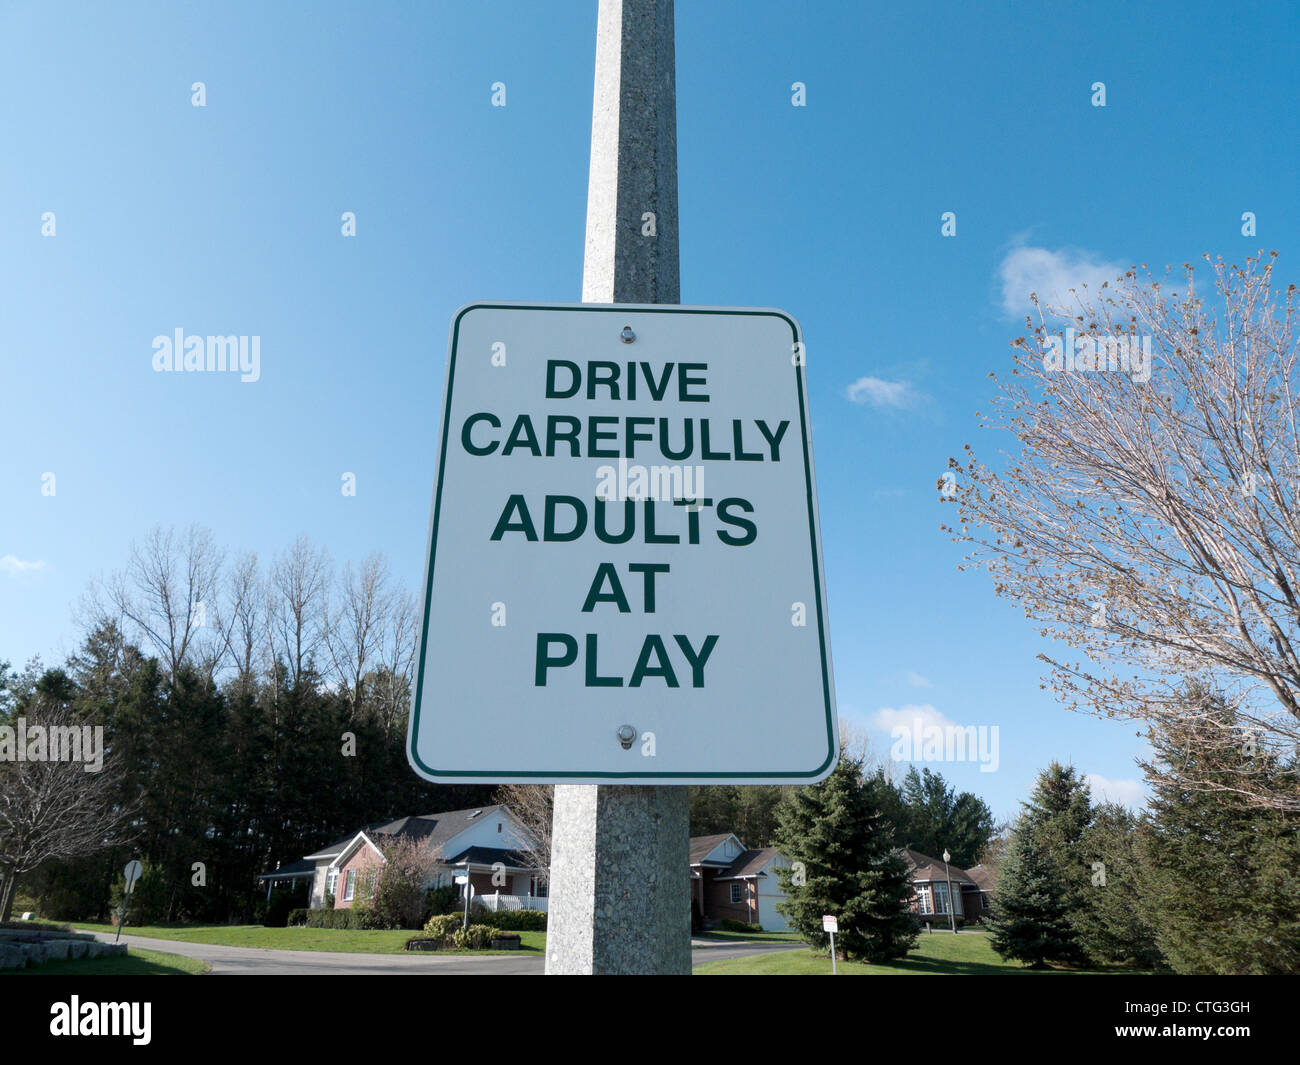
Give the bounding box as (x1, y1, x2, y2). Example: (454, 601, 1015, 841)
(544, 0, 691, 976)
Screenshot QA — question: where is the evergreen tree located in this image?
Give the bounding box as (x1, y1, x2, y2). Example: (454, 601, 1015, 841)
(1023, 761, 1093, 918)
(985, 815, 1079, 967)
(986, 762, 1092, 967)
(1074, 803, 1163, 968)
(889, 766, 995, 867)
(1140, 692, 1300, 974)
(773, 753, 918, 962)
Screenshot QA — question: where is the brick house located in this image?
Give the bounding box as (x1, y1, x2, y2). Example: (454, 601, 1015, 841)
(259, 805, 547, 912)
(903, 848, 993, 925)
(689, 833, 791, 931)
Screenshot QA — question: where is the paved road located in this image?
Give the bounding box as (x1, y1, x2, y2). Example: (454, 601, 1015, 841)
(92, 932, 796, 975)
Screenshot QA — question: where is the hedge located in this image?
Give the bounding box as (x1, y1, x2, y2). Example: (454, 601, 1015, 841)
(286, 907, 377, 930)
(473, 908, 547, 932)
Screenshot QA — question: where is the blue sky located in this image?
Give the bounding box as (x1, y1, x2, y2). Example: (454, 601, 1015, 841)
(2, 0, 1296, 821)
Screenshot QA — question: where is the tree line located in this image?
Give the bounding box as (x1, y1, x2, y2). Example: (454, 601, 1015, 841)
(0, 525, 495, 923)
(990, 690, 1300, 973)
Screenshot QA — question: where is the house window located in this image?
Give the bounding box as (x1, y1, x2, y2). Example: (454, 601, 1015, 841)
(326, 869, 339, 900)
(932, 883, 964, 916)
(916, 884, 933, 915)
(729, 882, 744, 904)
(982, 893, 990, 910)
(344, 869, 356, 902)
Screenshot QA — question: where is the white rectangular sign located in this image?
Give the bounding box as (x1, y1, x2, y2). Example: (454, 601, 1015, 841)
(407, 302, 838, 784)
(822, 915, 838, 933)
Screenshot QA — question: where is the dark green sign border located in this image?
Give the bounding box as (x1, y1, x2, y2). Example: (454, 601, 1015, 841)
(408, 303, 836, 782)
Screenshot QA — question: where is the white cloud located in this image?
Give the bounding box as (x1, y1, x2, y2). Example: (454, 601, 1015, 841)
(871, 703, 954, 734)
(845, 376, 921, 409)
(1084, 773, 1146, 809)
(0, 554, 46, 577)
(998, 244, 1126, 317)
(904, 670, 932, 689)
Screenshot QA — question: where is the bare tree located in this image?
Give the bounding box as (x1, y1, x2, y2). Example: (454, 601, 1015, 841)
(225, 551, 263, 694)
(0, 701, 132, 921)
(97, 524, 226, 680)
(266, 535, 331, 688)
(326, 553, 391, 711)
(372, 589, 419, 736)
(948, 252, 1300, 809)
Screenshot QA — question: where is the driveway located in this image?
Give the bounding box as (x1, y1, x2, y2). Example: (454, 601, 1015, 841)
(93, 932, 796, 975)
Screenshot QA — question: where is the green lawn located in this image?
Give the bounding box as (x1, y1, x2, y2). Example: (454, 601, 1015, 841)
(695, 929, 803, 945)
(696, 929, 1156, 975)
(17, 947, 209, 976)
(73, 922, 545, 955)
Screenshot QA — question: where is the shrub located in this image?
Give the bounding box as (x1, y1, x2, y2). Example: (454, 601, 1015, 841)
(720, 919, 763, 932)
(358, 838, 440, 930)
(476, 908, 547, 932)
(107, 861, 168, 926)
(489, 931, 521, 946)
(287, 908, 311, 927)
(262, 887, 302, 928)
(423, 913, 461, 942)
(451, 924, 495, 951)
(424, 885, 459, 917)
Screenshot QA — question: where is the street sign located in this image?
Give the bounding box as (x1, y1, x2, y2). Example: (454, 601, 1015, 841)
(407, 302, 838, 784)
(117, 860, 144, 943)
(823, 914, 839, 974)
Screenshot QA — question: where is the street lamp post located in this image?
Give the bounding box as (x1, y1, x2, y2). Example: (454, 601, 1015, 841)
(456, 870, 473, 931)
(942, 849, 957, 933)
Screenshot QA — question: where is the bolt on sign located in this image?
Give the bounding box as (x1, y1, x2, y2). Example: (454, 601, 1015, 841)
(407, 302, 838, 784)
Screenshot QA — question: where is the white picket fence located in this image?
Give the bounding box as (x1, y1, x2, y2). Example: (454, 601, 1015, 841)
(477, 892, 548, 913)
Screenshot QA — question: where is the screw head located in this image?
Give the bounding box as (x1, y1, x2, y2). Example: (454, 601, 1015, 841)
(620, 325, 636, 343)
(617, 725, 636, 749)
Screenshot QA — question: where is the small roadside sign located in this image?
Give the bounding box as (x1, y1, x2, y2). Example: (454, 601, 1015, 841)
(117, 860, 144, 943)
(823, 914, 839, 974)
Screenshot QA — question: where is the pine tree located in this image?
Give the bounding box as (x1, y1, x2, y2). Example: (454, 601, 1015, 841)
(986, 762, 1092, 967)
(1140, 691, 1300, 974)
(985, 816, 1079, 967)
(773, 753, 918, 962)
(1073, 803, 1163, 968)
(891, 766, 994, 868)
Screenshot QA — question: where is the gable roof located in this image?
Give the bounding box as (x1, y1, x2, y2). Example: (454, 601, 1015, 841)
(306, 806, 517, 864)
(689, 833, 742, 864)
(902, 848, 976, 886)
(717, 847, 782, 880)
(965, 863, 997, 892)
